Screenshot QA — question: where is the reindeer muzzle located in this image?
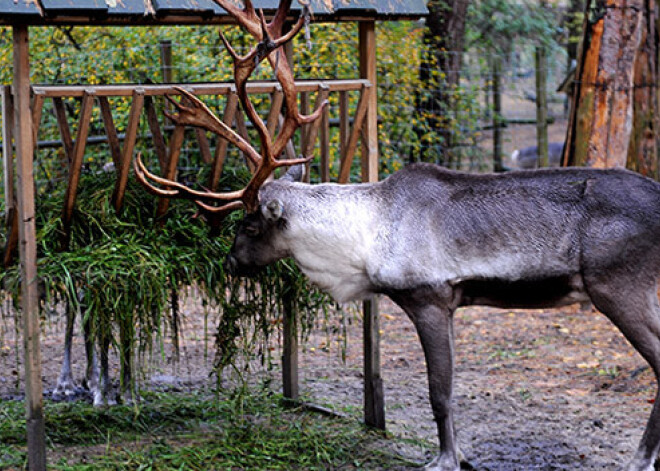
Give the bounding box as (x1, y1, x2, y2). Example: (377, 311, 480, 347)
(224, 254, 264, 278)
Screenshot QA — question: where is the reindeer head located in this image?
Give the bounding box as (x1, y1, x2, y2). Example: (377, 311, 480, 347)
(134, 0, 327, 276)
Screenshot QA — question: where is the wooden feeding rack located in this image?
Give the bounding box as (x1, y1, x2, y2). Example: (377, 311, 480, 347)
(0, 1, 428, 469)
(3, 79, 372, 252)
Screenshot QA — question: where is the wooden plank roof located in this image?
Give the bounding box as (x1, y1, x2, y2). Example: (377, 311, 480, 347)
(0, 0, 428, 25)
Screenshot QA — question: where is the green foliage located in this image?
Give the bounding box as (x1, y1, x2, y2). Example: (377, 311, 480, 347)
(0, 390, 427, 470)
(2, 168, 332, 384)
(466, 0, 559, 53)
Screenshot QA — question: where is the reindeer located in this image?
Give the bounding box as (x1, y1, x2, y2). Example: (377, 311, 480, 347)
(511, 141, 564, 169)
(133, 1, 660, 470)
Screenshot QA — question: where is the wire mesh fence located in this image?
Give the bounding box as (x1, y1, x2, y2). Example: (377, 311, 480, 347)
(0, 22, 571, 192)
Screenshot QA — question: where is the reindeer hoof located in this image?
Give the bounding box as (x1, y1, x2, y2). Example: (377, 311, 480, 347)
(92, 389, 118, 407)
(53, 375, 76, 398)
(424, 455, 460, 471)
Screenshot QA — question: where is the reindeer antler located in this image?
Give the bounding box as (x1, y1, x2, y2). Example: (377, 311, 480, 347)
(134, 0, 328, 215)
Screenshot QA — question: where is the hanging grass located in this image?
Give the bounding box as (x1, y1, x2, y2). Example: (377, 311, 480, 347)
(1, 168, 336, 390)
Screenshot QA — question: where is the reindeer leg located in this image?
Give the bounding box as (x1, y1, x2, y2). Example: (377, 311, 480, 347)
(119, 322, 136, 405)
(53, 299, 76, 398)
(95, 332, 116, 407)
(81, 309, 100, 402)
(389, 287, 462, 471)
(584, 273, 660, 471)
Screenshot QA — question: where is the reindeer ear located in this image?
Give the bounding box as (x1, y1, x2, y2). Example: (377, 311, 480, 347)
(279, 164, 305, 183)
(262, 199, 284, 222)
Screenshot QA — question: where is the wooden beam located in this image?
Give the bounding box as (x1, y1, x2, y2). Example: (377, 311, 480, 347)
(320, 99, 330, 182)
(337, 84, 371, 184)
(266, 87, 284, 137)
(144, 95, 168, 172)
(30, 90, 45, 146)
(492, 56, 503, 172)
(300, 91, 311, 157)
(535, 46, 548, 167)
(13, 25, 46, 470)
(282, 281, 298, 400)
(302, 84, 330, 159)
(52, 97, 74, 164)
(278, 113, 298, 161)
(156, 124, 186, 219)
(3, 208, 19, 268)
(159, 40, 173, 84)
(339, 90, 349, 153)
(359, 20, 384, 431)
(209, 91, 238, 191)
(31, 80, 368, 98)
(234, 108, 256, 173)
(281, 36, 299, 402)
(2, 86, 18, 268)
(359, 21, 379, 184)
(0, 14, 428, 29)
(362, 296, 384, 429)
(195, 128, 213, 165)
(2, 86, 15, 214)
(112, 88, 145, 212)
(61, 90, 95, 249)
(98, 96, 122, 168)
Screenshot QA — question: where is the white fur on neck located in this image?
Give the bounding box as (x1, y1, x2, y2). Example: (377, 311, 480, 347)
(279, 185, 379, 302)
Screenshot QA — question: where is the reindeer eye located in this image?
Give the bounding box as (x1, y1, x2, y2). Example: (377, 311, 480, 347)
(245, 226, 260, 237)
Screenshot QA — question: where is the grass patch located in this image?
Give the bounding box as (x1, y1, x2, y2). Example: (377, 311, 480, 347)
(0, 390, 427, 470)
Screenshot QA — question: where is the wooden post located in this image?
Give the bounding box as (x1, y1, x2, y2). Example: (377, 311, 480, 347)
(359, 22, 379, 183)
(160, 40, 173, 121)
(61, 90, 95, 249)
(339, 90, 349, 153)
(2, 86, 19, 268)
(156, 124, 186, 219)
(281, 34, 299, 401)
(112, 88, 145, 211)
(282, 279, 298, 400)
(320, 100, 330, 182)
(160, 40, 173, 83)
(13, 25, 46, 471)
(359, 20, 385, 431)
(30, 91, 44, 146)
(144, 96, 169, 172)
(99, 96, 123, 168)
(52, 97, 74, 164)
(535, 46, 549, 167)
(492, 55, 504, 172)
(301, 84, 330, 159)
(2, 86, 15, 216)
(337, 85, 371, 184)
(209, 90, 239, 190)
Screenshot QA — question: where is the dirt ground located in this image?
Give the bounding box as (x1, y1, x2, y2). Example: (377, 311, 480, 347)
(301, 299, 656, 471)
(1, 289, 656, 470)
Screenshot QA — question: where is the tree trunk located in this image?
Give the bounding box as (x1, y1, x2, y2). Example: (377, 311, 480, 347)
(564, 0, 585, 116)
(412, 0, 469, 168)
(627, 0, 659, 178)
(564, 0, 658, 175)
